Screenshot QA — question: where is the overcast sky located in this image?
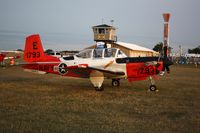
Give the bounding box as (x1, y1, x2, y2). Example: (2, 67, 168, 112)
(0, 0, 200, 53)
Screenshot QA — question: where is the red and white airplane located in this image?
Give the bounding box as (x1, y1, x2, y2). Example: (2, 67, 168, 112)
(0, 52, 20, 66)
(23, 34, 172, 91)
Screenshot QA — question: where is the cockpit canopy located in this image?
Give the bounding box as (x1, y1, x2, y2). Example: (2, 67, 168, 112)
(75, 48, 127, 59)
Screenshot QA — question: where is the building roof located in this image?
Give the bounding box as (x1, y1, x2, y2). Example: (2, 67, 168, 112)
(116, 42, 156, 52)
(92, 24, 116, 29)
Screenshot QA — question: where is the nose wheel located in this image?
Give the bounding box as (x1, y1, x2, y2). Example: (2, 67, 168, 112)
(149, 76, 158, 92)
(149, 85, 157, 91)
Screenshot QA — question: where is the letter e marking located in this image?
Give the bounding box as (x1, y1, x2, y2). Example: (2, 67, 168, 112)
(33, 42, 38, 50)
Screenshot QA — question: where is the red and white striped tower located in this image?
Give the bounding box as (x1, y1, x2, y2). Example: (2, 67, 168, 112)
(163, 13, 171, 58)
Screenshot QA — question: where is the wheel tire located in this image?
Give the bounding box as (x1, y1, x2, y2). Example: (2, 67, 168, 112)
(95, 86, 104, 91)
(149, 85, 157, 91)
(112, 79, 120, 87)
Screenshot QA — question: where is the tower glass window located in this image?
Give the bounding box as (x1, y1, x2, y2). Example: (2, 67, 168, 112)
(98, 28, 105, 34)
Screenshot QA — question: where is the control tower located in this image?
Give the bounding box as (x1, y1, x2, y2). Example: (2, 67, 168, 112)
(92, 24, 117, 48)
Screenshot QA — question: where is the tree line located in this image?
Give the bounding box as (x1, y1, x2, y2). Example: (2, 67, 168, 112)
(152, 42, 200, 54)
(188, 46, 200, 54)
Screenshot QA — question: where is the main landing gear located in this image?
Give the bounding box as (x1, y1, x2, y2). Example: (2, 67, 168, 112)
(112, 79, 120, 87)
(95, 86, 104, 91)
(93, 79, 121, 91)
(149, 76, 158, 92)
(89, 71, 105, 91)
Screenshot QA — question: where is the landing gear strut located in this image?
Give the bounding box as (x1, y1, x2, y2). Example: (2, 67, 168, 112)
(112, 79, 120, 87)
(149, 76, 158, 92)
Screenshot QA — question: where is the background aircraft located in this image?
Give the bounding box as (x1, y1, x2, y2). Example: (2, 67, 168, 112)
(0, 51, 20, 66)
(22, 34, 172, 91)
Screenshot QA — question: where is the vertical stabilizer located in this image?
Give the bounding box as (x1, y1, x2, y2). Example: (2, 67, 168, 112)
(24, 34, 59, 62)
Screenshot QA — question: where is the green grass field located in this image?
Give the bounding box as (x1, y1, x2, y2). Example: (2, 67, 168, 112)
(0, 65, 199, 133)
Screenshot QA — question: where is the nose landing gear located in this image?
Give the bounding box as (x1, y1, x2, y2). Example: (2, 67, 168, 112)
(149, 76, 158, 92)
(149, 85, 157, 91)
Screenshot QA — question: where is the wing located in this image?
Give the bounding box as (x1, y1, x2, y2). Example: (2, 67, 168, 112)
(67, 66, 125, 79)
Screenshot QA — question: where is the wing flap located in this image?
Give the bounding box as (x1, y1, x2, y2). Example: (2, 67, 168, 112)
(87, 66, 125, 76)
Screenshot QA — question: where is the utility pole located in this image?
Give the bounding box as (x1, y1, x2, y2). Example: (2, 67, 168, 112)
(163, 13, 171, 59)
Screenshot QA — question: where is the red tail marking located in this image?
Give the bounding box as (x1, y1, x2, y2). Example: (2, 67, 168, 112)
(24, 34, 59, 62)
